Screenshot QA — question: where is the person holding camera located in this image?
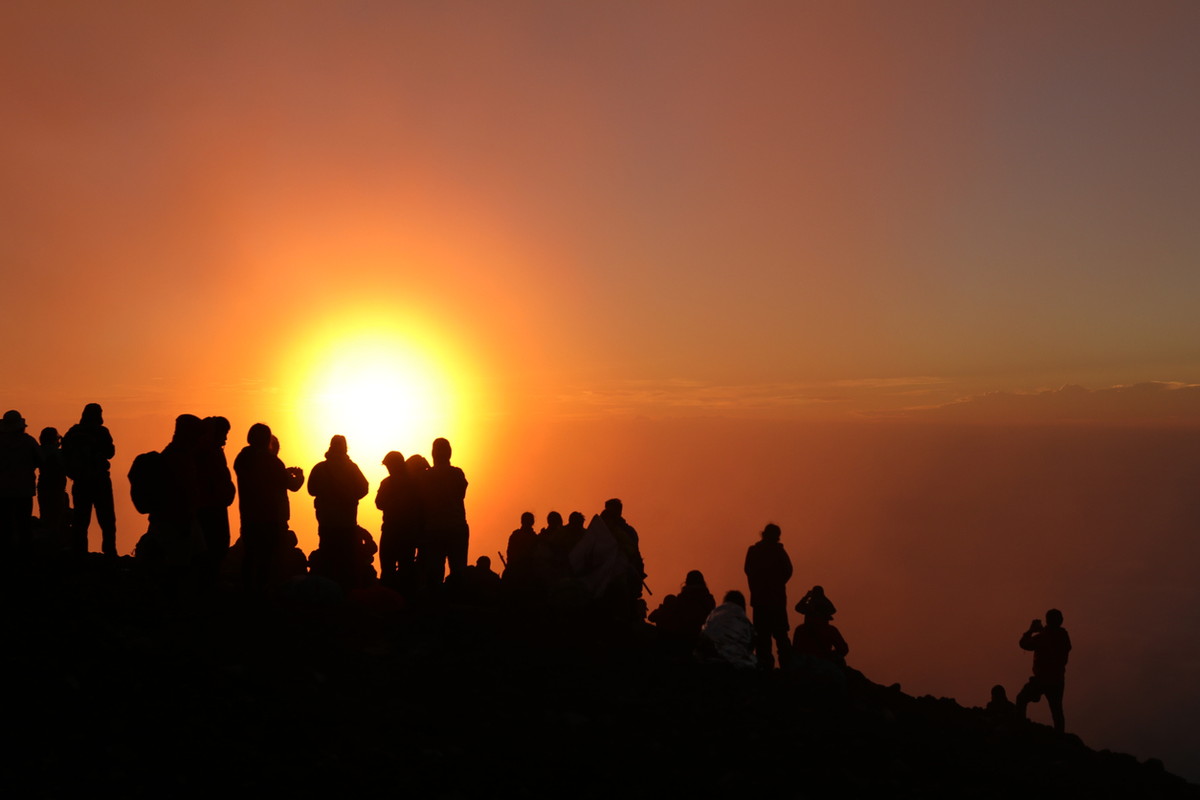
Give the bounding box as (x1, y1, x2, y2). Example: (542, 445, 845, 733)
(1015, 608, 1072, 733)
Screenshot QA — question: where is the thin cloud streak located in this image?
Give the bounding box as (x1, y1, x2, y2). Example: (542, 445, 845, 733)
(897, 381, 1200, 426)
(549, 376, 951, 419)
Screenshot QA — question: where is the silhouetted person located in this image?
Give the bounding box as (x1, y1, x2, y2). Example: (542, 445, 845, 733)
(744, 523, 793, 669)
(196, 416, 236, 581)
(154, 414, 206, 567)
(308, 435, 369, 589)
(502, 511, 542, 608)
(270, 435, 305, 526)
(558, 510, 587, 554)
(36, 427, 70, 547)
(447, 555, 502, 607)
(309, 435, 368, 528)
(675, 570, 716, 636)
(62, 403, 116, 556)
(790, 585, 849, 696)
(0, 410, 41, 558)
(795, 584, 836, 621)
(791, 586, 848, 665)
(569, 499, 647, 625)
(506, 511, 538, 568)
(652, 570, 715, 632)
(539, 510, 564, 542)
(600, 498, 646, 598)
(792, 614, 849, 662)
(376, 450, 423, 593)
(599, 498, 644, 580)
(651, 570, 716, 655)
(1015, 608, 1072, 733)
(234, 423, 304, 595)
(699, 590, 756, 669)
(419, 437, 468, 583)
(986, 684, 1018, 719)
(535, 510, 574, 580)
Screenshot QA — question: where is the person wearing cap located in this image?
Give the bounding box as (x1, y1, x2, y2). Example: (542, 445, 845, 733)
(62, 403, 117, 557)
(0, 410, 42, 556)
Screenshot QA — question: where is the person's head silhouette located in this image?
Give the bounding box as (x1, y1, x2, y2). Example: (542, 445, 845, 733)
(247, 423, 272, 448)
(432, 437, 452, 466)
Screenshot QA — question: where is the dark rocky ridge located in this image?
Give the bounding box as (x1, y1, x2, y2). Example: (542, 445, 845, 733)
(3, 556, 1195, 798)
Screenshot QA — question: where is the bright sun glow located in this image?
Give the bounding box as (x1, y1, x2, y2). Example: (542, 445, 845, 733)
(307, 345, 444, 455)
(281, 312, 480, 478)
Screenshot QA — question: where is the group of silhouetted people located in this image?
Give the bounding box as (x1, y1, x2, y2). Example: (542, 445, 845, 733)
(133, 413, 472, 600)
(649, 521, 1071, 732)
(1, 402, 1074, 732)
(0, 404, 117, 561)
(374, 437, 469, 598)
(496, 499, 647, 628)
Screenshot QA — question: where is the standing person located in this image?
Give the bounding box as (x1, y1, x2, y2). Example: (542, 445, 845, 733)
(375, 450, 423, 592)
(570, 498, 646, 623)
(506, 511, 539, 570)
(0, 410, 41, 558)
(156, 414, 206, 568)
(308, 435, 368, 529)
(420, 437, 468, 582)
(269, 435, 305, 532)
(196, 416, 236, 580)
(233, 423, 304, 594)
(62, 403, 117, 557)
(308, 435, 369, 588)
(1016, 609, 1072, 733)
(599, 498, 645, 589)
(37, 427, 71, 546)
(743, 523, 793, 669)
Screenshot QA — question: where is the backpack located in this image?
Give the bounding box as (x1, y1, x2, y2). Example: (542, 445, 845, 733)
(128, 450, 165, 515)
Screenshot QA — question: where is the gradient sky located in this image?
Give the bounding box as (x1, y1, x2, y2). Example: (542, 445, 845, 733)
(4, 0, 1200, 779)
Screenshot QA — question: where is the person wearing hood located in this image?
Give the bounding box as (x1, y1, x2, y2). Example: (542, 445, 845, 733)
(61, 403, 116, 556)
(699, 590, 757, 669)
(308, 435, 369, 588)
(744, 523, 793, 669)
(0, 410, 41, 557)
(234, 423, 304, 594)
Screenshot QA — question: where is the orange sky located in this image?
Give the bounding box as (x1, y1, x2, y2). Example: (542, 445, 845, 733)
(4, 0, 1200, 780)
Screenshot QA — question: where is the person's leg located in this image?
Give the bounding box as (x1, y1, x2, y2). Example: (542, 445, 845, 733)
(71, 482, 96, 553)
(752, 612, 775, 669)
(773, 625, 793, 668)
(93, 474, 117, 557)
(1014, 676, 1043, 718)
(1046, 681, 1066, 733)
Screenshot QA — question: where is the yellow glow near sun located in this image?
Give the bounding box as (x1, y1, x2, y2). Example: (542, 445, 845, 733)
(265, 306, 492, 560)
(282, 313, 479, 478)
(308, 346, 442, 453)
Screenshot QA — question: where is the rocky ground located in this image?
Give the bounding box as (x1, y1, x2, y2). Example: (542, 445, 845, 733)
(2, 556, 1195, 799)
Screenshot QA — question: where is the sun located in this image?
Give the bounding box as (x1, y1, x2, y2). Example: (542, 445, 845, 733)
(307, 346, 443, 456)
(282, 314, 476, 476)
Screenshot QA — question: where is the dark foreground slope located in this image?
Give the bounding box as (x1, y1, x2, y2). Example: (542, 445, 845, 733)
(2, 557, 1194, 799)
